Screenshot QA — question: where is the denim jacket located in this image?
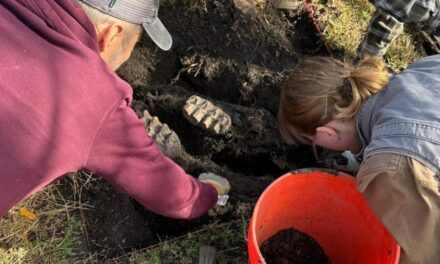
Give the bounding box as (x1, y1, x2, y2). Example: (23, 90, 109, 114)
(357, 55, 440, 179)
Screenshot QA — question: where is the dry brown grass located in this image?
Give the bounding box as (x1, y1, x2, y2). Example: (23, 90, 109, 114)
(0, 172, 250, 263)
(0, 172, 97, 264)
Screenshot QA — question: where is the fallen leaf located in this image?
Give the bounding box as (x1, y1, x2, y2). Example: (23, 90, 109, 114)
(19, 208, 36, 221)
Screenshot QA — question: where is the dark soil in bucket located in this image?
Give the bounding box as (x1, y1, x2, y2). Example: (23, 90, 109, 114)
(261, 228, 331, 264)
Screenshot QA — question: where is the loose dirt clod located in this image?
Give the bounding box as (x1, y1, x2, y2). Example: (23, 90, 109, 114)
(233, 0, 266, 16)
(261, 228, 330, 264)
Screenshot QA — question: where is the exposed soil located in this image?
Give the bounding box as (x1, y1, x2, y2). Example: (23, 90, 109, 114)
(261, 228, 330, 264)
(65, 0, 334, 257)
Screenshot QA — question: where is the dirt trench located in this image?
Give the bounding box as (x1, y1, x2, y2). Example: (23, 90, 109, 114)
(74, 1, 326, 255)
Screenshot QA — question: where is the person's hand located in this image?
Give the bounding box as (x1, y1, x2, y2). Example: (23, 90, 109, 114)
(326, 151, 360, 174)
(315, 147, 360, 174)
(141, 110, 182, 158)
(198, 172, 230, 196)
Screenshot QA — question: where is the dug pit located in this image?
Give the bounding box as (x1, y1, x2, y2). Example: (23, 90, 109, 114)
(68, 0, 330, 257)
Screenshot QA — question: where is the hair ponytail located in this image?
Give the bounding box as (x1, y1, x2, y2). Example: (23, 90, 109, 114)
(335, 57, 389, 120)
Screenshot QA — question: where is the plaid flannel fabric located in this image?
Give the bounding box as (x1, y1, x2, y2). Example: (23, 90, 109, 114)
(358, 0, 440, 57)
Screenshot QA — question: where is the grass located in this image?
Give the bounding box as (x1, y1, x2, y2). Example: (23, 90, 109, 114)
(311, 0, 425, 69)
(0, 173, 98, 264)
(126, 220, 248, 263)
(0, 172, 250, 263)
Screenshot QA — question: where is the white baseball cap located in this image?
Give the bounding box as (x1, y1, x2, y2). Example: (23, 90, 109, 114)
(79, 0, 172, 50)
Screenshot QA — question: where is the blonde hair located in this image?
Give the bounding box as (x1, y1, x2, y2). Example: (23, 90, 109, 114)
(278, 56, 389, 145)
(75, 1, 142, 44)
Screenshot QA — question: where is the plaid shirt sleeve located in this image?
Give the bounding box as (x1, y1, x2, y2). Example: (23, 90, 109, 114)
(357, 0, 440, 57)
(358, 9, 404, 57)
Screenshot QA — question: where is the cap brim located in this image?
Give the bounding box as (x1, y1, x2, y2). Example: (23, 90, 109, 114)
(143, 18, 172, 51)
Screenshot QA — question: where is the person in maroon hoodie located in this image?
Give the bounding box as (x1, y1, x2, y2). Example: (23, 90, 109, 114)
(0, 0, 230, 219)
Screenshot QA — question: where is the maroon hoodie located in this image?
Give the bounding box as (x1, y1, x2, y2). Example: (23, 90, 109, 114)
(0, 0, 217, 218)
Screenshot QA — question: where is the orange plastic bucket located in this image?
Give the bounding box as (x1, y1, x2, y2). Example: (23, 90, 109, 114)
(248, 170, 400, 264)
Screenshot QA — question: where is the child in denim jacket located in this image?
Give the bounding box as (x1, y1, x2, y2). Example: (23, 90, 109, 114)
(278, 55, 440, 263)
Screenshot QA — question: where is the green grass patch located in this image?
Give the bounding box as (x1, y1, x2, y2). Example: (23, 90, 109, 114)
(312, 0, 425, 68)
(125, 220, 249, 263)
